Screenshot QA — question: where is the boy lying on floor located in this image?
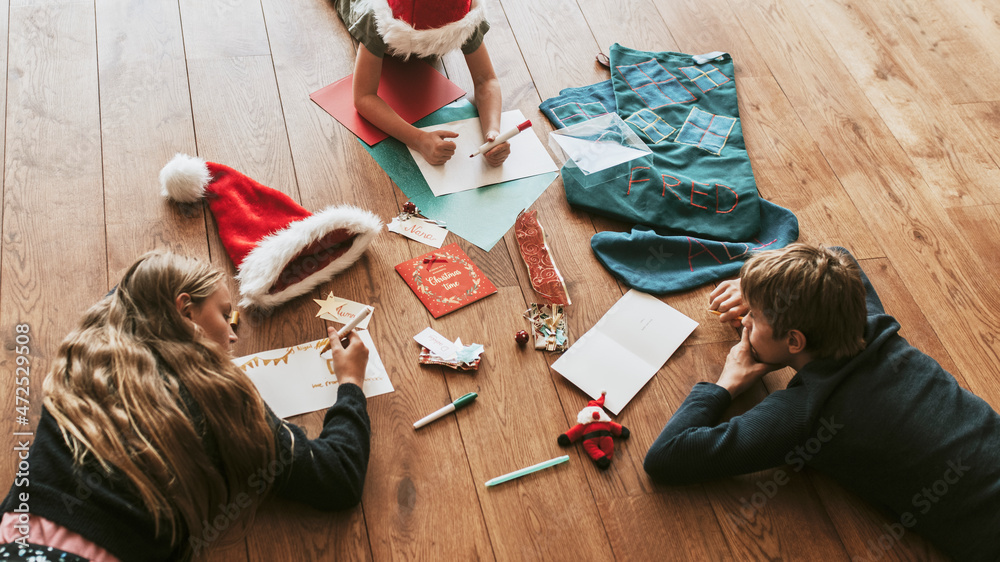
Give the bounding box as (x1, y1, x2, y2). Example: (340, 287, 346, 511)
(644, 243, 1000, 560)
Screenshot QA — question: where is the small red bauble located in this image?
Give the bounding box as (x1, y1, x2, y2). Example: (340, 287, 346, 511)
(403, 201, 418, 214)
(515, 330, 529, 346)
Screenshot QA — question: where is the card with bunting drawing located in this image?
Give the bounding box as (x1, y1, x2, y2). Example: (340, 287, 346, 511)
(395, 243, 498, 318)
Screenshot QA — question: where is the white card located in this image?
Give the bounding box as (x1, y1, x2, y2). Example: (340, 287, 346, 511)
(236, 331, 393, 419)
(387, 216, 447, 248)
(413, 327, 459, 360)
(314, 295, 373, 329)
(407, 109, 558, 196)
(551, 290, 698, 415)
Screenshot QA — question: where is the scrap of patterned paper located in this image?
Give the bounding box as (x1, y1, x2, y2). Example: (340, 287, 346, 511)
(395, 243, 498, 318)
(523, 303, 568, 352)
(514, 210, 571, 305)
(419, 338, 484, 371)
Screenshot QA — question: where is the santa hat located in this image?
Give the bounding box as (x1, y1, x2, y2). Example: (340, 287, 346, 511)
(159, 154, 382, 309)
(577, 391, 612, 425)
(371, 0, 487, 59)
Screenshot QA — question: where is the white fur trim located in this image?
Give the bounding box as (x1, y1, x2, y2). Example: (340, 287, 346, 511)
(235, 205, 382, 309)
(371, 0, 487, 59)
(577, 406, 611, 425)
(159, 153, 211, 203)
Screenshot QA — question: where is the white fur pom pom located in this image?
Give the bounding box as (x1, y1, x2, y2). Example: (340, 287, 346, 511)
(159, 153, 211, 203)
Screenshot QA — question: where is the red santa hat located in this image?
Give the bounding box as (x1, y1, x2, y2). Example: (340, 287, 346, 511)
(371, 0, 487, 59)
(159, 153, 382, 310)
(576, 390, 612, 425)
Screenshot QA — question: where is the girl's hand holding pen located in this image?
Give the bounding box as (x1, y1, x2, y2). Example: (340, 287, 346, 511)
(328, 329, 368, 388)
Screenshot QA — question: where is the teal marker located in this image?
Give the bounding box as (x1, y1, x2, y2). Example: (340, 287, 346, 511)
(413, 392, 478, 429)
(485, 455, 570, 487)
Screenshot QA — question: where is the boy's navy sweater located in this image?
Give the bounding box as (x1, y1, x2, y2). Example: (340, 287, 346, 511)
(1, 383, 370, 562)
(644, 265, 1000, 560)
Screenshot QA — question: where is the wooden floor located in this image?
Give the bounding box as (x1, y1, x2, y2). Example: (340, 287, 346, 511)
(2, 0, 998, 559)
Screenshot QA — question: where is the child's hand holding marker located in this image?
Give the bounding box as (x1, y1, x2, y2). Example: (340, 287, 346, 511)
(708, 279, 748, 328)
(470, 120, 530, 167)
(479, 130, 511, 167)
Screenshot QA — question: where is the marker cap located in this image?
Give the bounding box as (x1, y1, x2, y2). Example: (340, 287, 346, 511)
(454, 392, 478, 408)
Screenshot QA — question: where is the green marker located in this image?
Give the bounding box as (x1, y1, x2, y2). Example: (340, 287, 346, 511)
(485, 455, 570, 487)
(413, 392, 478, 429)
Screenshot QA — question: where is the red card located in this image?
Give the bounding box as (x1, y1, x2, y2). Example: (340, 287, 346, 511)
(395, 243, 498, 318)
(310, 57, 466, 146)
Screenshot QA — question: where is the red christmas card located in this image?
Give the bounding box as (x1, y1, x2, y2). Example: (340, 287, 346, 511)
(395, 243, 498, 318)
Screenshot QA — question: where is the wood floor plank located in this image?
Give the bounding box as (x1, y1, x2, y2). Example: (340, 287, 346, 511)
(802, 0, 1000, 207)
(501, 0, 609, 100)
(498, 0, 683, 506)
(807, 470, 948, 561)
(96, 1, 257, 559)
(737, 76, 881, 258)
(598, 491, 733, 560)
(578, 0, 679, 55)
(953, 101, 1000, 169)
(649, 0, 774, 79)
(903, 0, 1000, 105)
(183, 53, 377, 561)
(946, 203, 1000, 316)
(729, 0, 1000, 410)
(0, 0, 106, 478)
(178, 0, 358, 546)
(96, 0, 209, 269)
(178, 0, 270, 59)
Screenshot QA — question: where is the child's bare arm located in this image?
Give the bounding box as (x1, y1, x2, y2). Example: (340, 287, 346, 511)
(465, 44, 509, 167)
(353, 46, 457, 164)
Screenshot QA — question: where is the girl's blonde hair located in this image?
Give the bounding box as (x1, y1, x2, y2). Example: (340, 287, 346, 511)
(43, 251, 277, 557)
(740, 243, 867, 359)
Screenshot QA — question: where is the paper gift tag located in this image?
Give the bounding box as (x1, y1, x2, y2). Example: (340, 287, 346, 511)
(314, 294, 374, 329)
(413, 327, 459, 360)
(388, 216, 448, 248)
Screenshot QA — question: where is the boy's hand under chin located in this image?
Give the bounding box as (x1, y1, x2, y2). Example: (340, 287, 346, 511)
(716, 328, 779, 398)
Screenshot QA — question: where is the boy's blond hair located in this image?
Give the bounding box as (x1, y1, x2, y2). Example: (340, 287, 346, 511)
(740, 243, 866, 359)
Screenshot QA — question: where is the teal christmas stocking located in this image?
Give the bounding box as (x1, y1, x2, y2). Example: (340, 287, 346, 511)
(540, 44, 799, 293)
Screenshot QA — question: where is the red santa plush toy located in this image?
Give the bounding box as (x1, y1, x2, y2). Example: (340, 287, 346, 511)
(557, 391, 630, 470)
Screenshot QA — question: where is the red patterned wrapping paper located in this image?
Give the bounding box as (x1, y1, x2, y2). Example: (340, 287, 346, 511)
(514, 210, 571, 305)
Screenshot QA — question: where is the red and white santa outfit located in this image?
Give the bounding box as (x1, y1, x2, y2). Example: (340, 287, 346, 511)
(336, 0, 490, 60)
(558, 391, 631, 470)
